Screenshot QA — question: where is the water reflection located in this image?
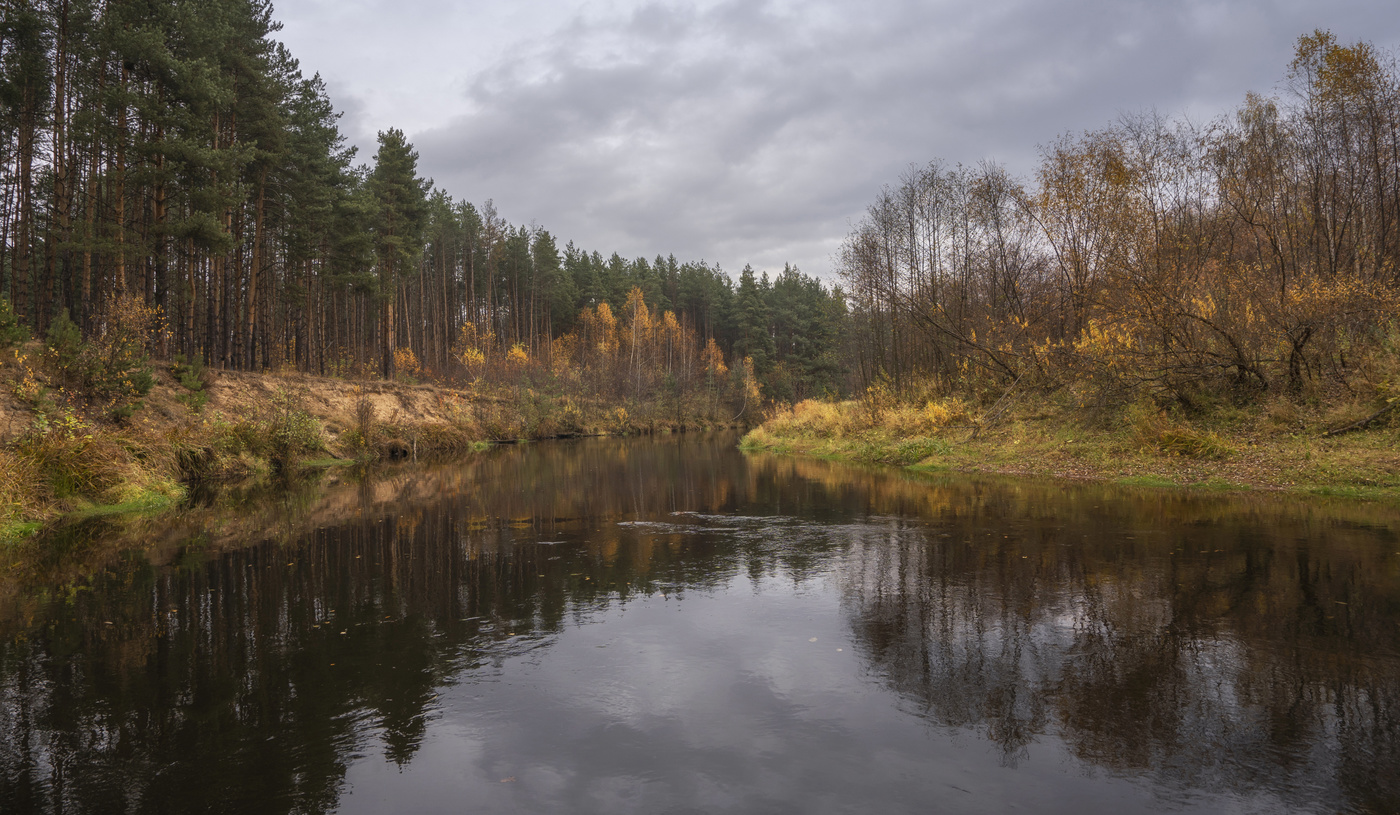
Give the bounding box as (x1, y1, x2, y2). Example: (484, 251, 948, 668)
(1, 434, 1398, 813)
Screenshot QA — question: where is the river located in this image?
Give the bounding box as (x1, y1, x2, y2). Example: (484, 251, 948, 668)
(2, 431, 1398, 813)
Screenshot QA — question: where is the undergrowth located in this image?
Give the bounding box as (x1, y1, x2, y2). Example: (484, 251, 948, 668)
(744, 385, 1399, 500)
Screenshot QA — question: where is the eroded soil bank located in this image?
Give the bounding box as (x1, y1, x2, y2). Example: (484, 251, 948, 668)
(0, 363, 738, 538)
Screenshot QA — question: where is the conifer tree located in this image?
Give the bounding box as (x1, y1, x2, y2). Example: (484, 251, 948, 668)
(369, 128, 428, 377)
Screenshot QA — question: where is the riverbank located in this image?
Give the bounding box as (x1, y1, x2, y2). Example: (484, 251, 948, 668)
(741, 397, 1400, 501)
(0, 357, 738, 539)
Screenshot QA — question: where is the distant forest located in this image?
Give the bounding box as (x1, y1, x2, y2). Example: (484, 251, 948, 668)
(0, 0, 847, 404)
(4, 4, 1398, 414)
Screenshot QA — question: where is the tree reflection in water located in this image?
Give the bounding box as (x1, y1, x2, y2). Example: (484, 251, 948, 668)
(0, 434, 1396, 814)
(817, 457, 1400, 810)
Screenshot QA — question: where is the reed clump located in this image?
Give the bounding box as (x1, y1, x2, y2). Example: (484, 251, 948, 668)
(1, 422, 187, 531)
(746, 396, 970, 468)
(754, 396, 971, 442)
(1126, 402, 1236, 460)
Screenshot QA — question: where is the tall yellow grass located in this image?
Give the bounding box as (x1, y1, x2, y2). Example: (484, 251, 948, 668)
(758, 397, 971, 440)
(1, 425, 187, 531)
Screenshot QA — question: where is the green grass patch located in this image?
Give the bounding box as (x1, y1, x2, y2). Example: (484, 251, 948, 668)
(1297, 484, 1400, 503)
(0, 521, 43, 543)
(1188, 477, 1245, 492)
(300, 457, 353, 469)
(67, 489, 181, 521)
(908, 461, 957, 473)
(1116, 475, 1178, 488)
(879, 436, 953, 466)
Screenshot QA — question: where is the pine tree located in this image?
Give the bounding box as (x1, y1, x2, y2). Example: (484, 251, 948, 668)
(733, 264, 774, 374)
(369, 128, 428, 377)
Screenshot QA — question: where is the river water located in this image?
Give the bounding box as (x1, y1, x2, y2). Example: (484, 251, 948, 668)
(2, 432, 1398, 814)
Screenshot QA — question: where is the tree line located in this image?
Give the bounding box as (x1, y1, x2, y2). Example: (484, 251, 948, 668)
(0, 0, 847, 406)
(839, 30, 1400, 410)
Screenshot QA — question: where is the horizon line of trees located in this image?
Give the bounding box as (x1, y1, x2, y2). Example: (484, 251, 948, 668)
(840, 30, 1400, 410)
(0, 0, 848, 406)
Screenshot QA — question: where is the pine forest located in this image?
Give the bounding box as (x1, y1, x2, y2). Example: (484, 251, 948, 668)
(0, 0, 847, 421)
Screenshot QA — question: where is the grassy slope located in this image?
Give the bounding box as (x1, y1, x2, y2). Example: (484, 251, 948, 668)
(0, 357, 735, 540)
(741, 397, 1400, 502)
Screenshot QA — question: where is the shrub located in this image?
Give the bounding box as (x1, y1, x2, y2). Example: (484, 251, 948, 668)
(45, 309, 83, 374)
(471, 397, 529, 440)
(608, 405, 631, 434)
(9, 349, 46, 407)
(924, 398, 970, 429)
(211, 389, 323, 472)
(554, 395, 584, 436)
(1263, 397, 1301, 430)
(264, 388, 323, 472)
(171, 353, 211, 412)
(1154, 427, 1234, 459)
(347, 385, 377, 458)
(0, 295, 29, 348)
(45, 297, 158, 422)
(859, 382, 896, 426)
(393, 346, 422, 382)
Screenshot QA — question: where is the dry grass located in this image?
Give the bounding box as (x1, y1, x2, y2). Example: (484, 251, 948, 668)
(1, 425, 187, 531)
(1126, 402, 1236, 460)
(0, 352, 745, 539)
(758, 397, 971, 441)
(745, 397, 973, 468)
(0, 446, 42, 529)
(745, 389, 1400, 499)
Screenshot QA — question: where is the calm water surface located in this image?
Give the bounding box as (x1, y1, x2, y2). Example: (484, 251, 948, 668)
(2, 432, 1399, 814)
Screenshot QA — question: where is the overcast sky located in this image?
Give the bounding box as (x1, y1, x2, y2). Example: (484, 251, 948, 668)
(272, 0, 1400, 280)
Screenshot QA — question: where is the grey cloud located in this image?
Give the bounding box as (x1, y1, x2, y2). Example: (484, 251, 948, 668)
(317, 77, 374, 155)
(400, 0, 1400, 278)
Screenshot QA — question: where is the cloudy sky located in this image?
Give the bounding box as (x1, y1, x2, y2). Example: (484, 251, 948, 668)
(273, 0, 1400, 280)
